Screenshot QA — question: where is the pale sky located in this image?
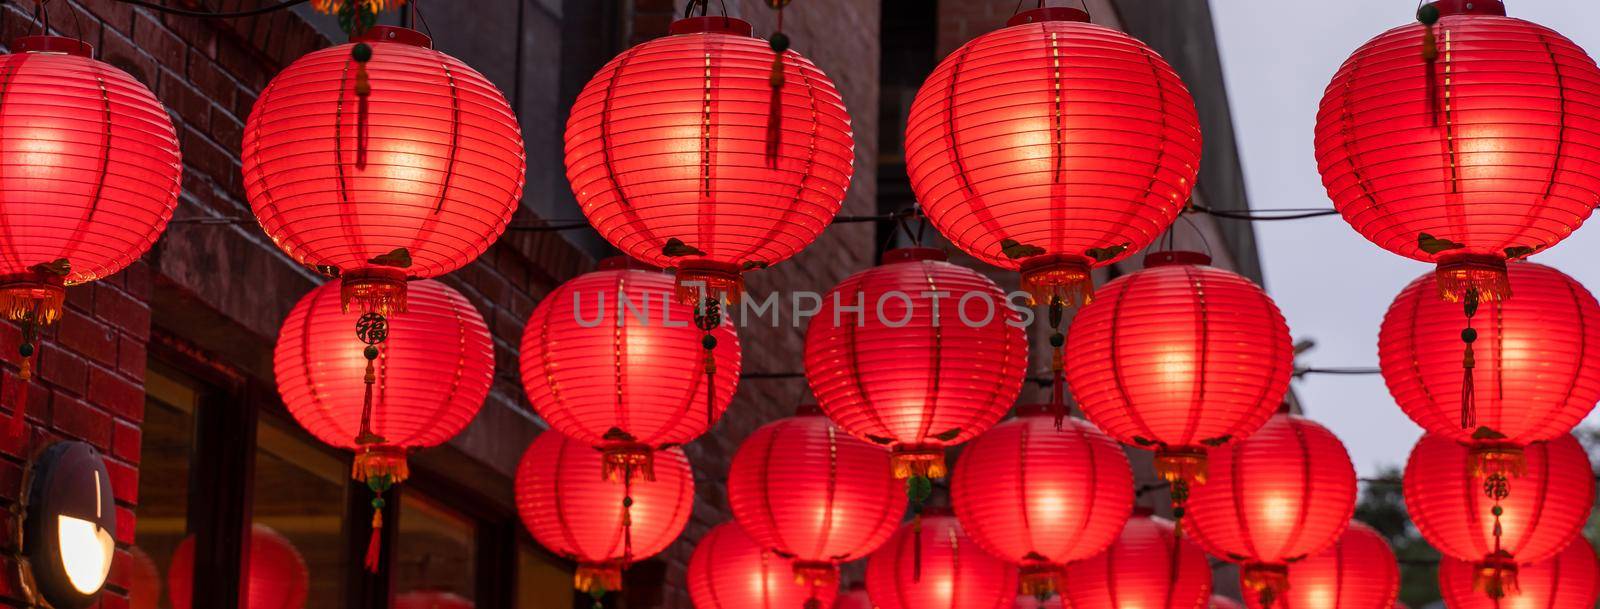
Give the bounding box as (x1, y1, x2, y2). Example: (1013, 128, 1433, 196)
(1210, 0, 1600, 476)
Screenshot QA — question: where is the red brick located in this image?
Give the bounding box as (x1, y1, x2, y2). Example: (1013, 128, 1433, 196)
(0, 459, 22, 502)
(51, 394, 113, 450)
(158, 66, 211, 132)
(87, 367, 143, 422)
(117, 334, 146, 383)
(111, 420, 141, 465)
(119, 262, 153, 302)
(54, 2, 104, 50)
(105, 457, 138, 505)
(215, 35, 269, 91)
(64, 283, 94, 315)
(132, 12, 185, 69)
(208, 104, 245, 150)
(56, 310, 118, 368)
(114, 506, 135, 544)
(80, 0, 136, 32)
(94, 284, 151, 341)
(105, 548, 136, 597)
(98, 28, 158, 91)
(186, 51, 237, 110)
(162, 10, 217, 58)
(38, 344, 89, 397)
(98, 590, 131, 609)
(0, 321, 19, 367)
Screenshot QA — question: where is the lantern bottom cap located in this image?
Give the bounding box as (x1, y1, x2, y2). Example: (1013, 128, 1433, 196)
(575, 560, 625, 595)
(599, 438, 656, 483)
(1020, 254, 1093, 307)
(1153, 447, 1209, 485)
(0, 272, 65, 325)
(341, 267, 410, 316)
(1468, 441, 1525, 479)
(1435, 254, 1510, 303)
(1474, 552, 1519, 599)
(675, 259, 744, 305)
(1018, 561, 1063, 597)
(890, 445, 948, 479)
(352, 444, 409, 484)
(791, 560, 839, 588)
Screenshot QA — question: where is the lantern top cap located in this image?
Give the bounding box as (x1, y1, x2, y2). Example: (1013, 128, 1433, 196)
(669, 16, 754, 37)
(10, 36, 92, 57)
(597, 256, 659, 272)
(353, 26, 432, 49)
(794, 404, 825, 416)
(1007, 7, 1091, 27)
(882, 247, 949, 264)
(1426, 0, 1506, 17)
(1144, 250, 1212, 268)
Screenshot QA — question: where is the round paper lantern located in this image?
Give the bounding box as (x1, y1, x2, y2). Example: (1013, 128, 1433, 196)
(244, 26, 525, 314)
(1440, 537, 1599, 606)
(516, 431, 694, 597)
(689, 522, 841, 609)
(1065, 252, 1293, 505)
(835, 583, 873, 609)
(1379, 262, 1600, 458)
(126, 546, 160, 609)
(520, 258, 741, 478)
(1241, 522, 1399, 609)
(394, 591, 473, 609)
(1062, 513, 1213, 609)
(1314, 0, 1600, 302)
(169, 524, 309, 609)
(1403, 433, 1593, 594)
(728, 406, 905, 586)
(866, 511, 1018, 609)
(565, 16, 853, 302)
(1187, 415, 1359, 606)
(952, 406, 1133, 596)
(1212, 597, 1246, 609)
(805, 248, 1027, 478)
(904, 7, 1200, 304)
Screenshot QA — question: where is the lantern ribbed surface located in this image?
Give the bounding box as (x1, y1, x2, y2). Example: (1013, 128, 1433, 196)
(688, 522, 841, 609)
(520, 260, 741, 451)
(903, 8, 1200, 300)
(1241, 522, 1399, 609)
(515, 431, 694, 567)
(1212, 596, 1246, 609)
(1062, 515, 1213, 609)
(273, 279, 493, 451)
(728, 408, 905, 568)
(565, 17, 853, 291)
(1440, 537, 1600, 609)
(952, 409, 1133, 592)
(805, 248, 1027, 478)
(394, 591, 473, 609)
(0, 37, 181, 293)
(1188, 415, 1359, 566)
(169, 524, 308, 609)
(1314, 2, 1600, 297)
(1379, 262, 1600, 445)
(243, 27, 525, 281)
(866, 512, 1018, 609)
(1403, 433, 1593, 565)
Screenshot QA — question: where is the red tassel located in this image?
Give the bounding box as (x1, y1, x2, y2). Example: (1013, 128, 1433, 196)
(911, 512, 923, 583)
(364, 508, 383, 572)
(9, 345, 33, 439)
(764, 20, 789, 167)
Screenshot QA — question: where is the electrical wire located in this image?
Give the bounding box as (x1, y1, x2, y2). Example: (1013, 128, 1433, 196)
(109, 0, 310, 18)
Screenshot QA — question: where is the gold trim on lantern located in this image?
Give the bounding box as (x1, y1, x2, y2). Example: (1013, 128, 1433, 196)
(1018, 558, 1062, 597)
(674, 260, 744, 306)
(1242, 563, 1291, 608)
(791, 560, 839, 588)
(890, 445, 948, 479)
(599, 439, 655, 483)
(0, 272, 65, 326)
(1436, 254, 1510, 303)
(1020, 254, 1093, 307)
(1468, 441, 1525, 479)
(575, 560, 625, 595)
(352, 444, 410, 484)
(341, 267, 409, 316)
(1473, 551, 1519, 600)
(1154, 447, 1208, 485)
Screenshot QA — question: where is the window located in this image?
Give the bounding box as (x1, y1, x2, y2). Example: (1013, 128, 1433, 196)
(518, 542, 574, 609)
(130, 365, 202, 608)
(396, 493, 477, 601)
(252, 414, 349, 608)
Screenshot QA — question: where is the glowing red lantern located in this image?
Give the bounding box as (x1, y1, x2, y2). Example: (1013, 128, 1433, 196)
(1314, 0, 1600, 302)
(1404, 433, 1593, 596)
(1440, 537, 1599, 607)
(169, 524, 308, 609)
(516, 431, 694, 599)
(565, 16, 853, 302)
(805, 248, 1027, 478)
(865, 511, 1018, 609)
(689, 522, 842, 609)
(1212, 597, 1246, 609)
(1065, 252, 1293, 512)
(728, 406, 905, 587)
(521, 258, 741, 479)
(1379, 262, 1600, 461)
(835, 583, 873, 609)
(1187, 415, 1358, 607)
(904, 7, 1200, 304)
(952, 407, 1133, 596)
(243, 26, 524, 314)
(1241, 521, 1399, 609)
(394, 591, 473, 609)
(1062, 513, 1213, 609)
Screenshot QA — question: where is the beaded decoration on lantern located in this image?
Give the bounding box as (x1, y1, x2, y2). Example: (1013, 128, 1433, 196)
(0, 35, 182, 437)
(1065, 252, 1293, 523)
(1404, 433, 1594, 599)
(521, 258, 741, 481)
(1314, 0, 1600, 304)
(1379, 262, 1600, 473)
(952, 407, 1134, 597)
(865, 511, 1019, 609)
(904, 6, 1201, 308)
(727, 406, 905, 596)
(688, 522, 841, 609)
(516, 431, 694, 607)
(1240, 522, 1399, 609)
(564, 3, 854, 305)
(168, 525, 309, 609)
(1186, 415, 1359, 609)
(1062, 512, 1214, 609)
(274, 279, 493, 572)
(1440, 537, 1600, 608)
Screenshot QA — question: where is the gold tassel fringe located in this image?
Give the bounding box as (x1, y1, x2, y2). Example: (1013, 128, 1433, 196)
(1436, 255, 1511, 303)
(1474, 552, 1519, 600)
(341, 268, 409, 316)
(575, 561, 625, 595)
(1020, 255, 1093, 307)
(891, 447, 948, 480)
(352, 445, 410, 484)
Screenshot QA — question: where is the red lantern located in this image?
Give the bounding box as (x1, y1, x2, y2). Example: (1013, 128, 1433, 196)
(1065, 252, 1293, 514)
(805, 248, 1027, 478)
(865, 511, 1018, 609)
(952, 407, 1133, 596)
(728, 406, 905, 587)
(1062, 513, 1213, 609)
(1403, 433, 1594, 596)
(1212, 597, 1246, 609)
(1187, 415, 1359, 607)
(835, 583, 873, 609)
(904, 7, 1200, 305)
(520, 258, 741, 479)
(394, 591, 474, 609)
(243, 26, 525, 314)
(1241, 521, 1399, 609)
(1314, 0, 1600, 302)
(169, 524, 309, 609)
(516, 431, 694, 598)
(689, 522, 842, 609)
(1379, 262, 1600, 461)
(1440, 537, 1600, 607)
(1015, 596, 1064, 609)
(565, 16, 853, 302)
(126, 546, 161, 609)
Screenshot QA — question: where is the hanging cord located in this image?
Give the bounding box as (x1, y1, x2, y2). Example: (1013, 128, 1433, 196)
(351, 40, 373, 169)
(110, 0, 310, 17)
(1481, 472, 1516, 598)
(7, 310, 39, 439)
(1460, 288, 1479, 430)
(906, 475, 932, 582)
(693, 299, 722, 429)
(353, 311, 393, 573)
(1047, 297, 1067, 428)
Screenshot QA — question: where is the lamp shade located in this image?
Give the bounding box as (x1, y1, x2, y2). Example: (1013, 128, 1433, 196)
(688, 522, 841, 609)
(865, 512, 1018, 609)
(169, 524, 309, 609)
(1062, 514, 1213, 609)
(1241, 522, 1399, 609)
(1439, 537, 1600, 608)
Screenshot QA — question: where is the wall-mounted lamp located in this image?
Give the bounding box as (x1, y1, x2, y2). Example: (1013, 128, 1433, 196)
(21, 441, 116, 609)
